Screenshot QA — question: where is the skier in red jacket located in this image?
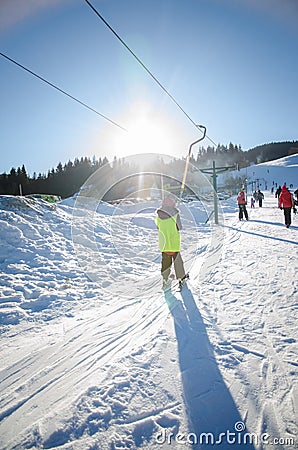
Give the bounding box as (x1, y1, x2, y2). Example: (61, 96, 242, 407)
(278, 184, 294, 228)
(237, 189, 248, 221)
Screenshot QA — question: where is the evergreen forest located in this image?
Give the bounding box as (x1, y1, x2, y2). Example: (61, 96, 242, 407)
(0, 141, 297, 200)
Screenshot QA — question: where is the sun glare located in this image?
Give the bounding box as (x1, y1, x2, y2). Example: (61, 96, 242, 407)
(103, 103, 184, 158)
(124, 117, 173, 154)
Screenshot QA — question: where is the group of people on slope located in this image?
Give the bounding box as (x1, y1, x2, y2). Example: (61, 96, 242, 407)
(237, 184, 297, 228)
(250, 189, 264, 208)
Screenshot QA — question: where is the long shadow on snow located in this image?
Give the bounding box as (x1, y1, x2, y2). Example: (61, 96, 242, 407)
(164, 286, 256, 449)
(224, 224, 298, 246)
(249, 218, 298, 230)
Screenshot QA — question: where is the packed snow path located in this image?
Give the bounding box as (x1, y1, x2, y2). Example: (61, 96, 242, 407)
(0, 192, 297, 449)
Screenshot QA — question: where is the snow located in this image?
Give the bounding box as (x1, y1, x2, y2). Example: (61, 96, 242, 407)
(219, 154, 298, 190)
(0, 157, 297, 450)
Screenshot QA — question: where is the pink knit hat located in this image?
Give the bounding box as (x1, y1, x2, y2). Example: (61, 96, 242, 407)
(162, 194, 176, 207)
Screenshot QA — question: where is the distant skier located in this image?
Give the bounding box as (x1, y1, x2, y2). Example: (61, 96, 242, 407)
(237, 188, 249, 221)
(275, 185, 282, 206)
(250, 197, 255, 208)
(155, 194, 187, 289)
(294, 188, 298, 215)
(278, 184, 294, 228)
(257, 190, 264, 207)
(294, 188, 298, 206)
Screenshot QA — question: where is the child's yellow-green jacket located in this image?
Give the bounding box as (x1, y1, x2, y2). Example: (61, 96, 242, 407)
(155, 212, 181, 252)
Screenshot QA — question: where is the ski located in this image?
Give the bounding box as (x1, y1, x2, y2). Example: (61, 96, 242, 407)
(163, 274, 189, 293)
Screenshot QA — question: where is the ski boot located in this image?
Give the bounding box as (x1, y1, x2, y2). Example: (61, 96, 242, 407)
(178, 274, 189, 290)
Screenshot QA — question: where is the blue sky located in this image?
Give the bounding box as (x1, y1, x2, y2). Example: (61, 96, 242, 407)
(1, 0, 297, 175)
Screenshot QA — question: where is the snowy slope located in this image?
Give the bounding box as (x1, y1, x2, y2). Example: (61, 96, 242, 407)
(219, 154, 298, 191)
(0, 159, 297, 449)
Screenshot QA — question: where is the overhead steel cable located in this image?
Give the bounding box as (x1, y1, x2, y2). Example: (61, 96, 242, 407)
(84, 0, 218, 147)
(0, 51, 128, 132)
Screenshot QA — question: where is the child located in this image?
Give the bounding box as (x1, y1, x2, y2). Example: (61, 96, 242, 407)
(250, 197, 255, 208)
(155, 194, 187, 289)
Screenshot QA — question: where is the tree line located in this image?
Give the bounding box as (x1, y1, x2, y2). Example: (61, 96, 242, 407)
(0, 156, 109, 199)
(0, 141, 296, 199)
(189, 140, 298, 169)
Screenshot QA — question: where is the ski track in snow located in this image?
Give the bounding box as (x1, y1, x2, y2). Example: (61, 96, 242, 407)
(0, 178, 297, 450)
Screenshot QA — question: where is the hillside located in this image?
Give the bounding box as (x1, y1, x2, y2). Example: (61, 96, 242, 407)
(0, 157, 297, 449)
(245, 141, 298, 165)
(219, 154, 298, 192)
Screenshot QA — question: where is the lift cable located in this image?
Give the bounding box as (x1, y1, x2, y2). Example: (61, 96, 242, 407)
(0, 51, 128, 132)
(84, 0, 217, 147)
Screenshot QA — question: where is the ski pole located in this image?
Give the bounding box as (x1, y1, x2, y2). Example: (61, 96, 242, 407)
(205, 210, 214, 224)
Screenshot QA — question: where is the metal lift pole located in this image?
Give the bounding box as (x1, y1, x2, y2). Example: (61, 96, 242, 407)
(201, 162, 238, 225)
(212, 161, 219, 225)
(180, 125, 206, 199)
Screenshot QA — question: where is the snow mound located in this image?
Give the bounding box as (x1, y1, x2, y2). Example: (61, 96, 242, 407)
(0, 302, 29, 325)
(0, 195, 54, 215)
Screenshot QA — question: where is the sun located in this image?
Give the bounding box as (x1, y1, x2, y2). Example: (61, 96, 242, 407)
(102, 102, 184, 158)
(124, 116, 172, 154)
